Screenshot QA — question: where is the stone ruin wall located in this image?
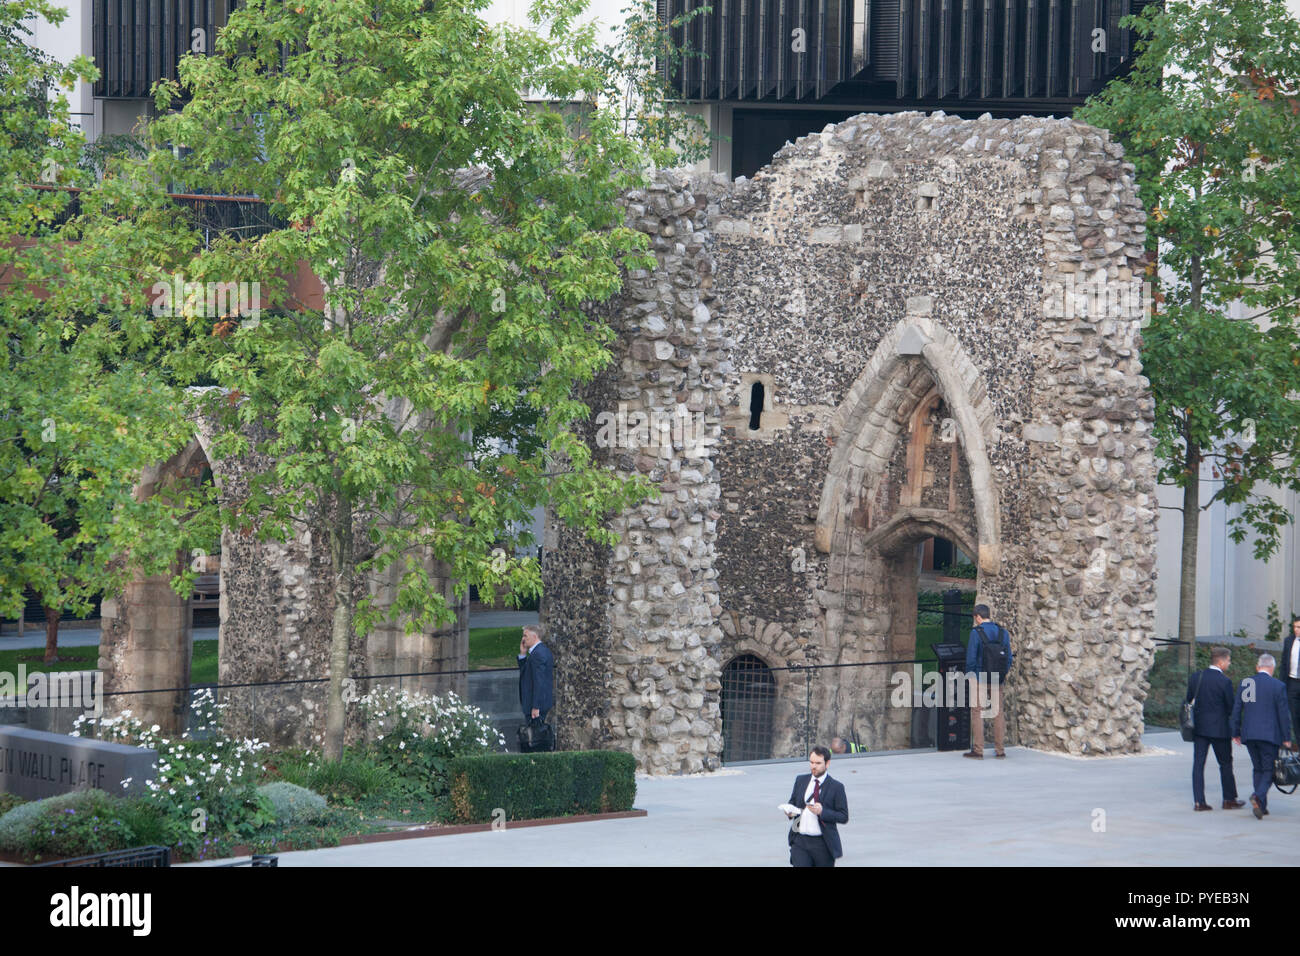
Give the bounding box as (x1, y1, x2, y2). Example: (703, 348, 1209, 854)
(101, 112, 1159, 769)
(546, 111, 1159, 772)
(100, 416, 467, 747)
(543, 176, 729, 773)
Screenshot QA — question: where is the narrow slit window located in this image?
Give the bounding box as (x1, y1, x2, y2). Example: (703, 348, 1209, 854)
(748, 382, 765, 430)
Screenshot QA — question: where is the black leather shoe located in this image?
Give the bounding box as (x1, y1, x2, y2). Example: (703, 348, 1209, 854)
(1222, 799, 1245, 810)
(1194, 803, 1213, 811)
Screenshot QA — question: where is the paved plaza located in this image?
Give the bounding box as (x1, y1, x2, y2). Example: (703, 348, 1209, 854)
(250, 730, 1294, 867)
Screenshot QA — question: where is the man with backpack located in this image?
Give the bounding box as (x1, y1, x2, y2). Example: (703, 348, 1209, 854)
(963, 604, 1012, 760)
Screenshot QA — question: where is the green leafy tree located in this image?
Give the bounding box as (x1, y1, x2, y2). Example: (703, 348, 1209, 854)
(135, 0, 663, 758)
(588, 0, 714, 168)
(1, 0, 216, 654)
(1079, 0, 1300, 658)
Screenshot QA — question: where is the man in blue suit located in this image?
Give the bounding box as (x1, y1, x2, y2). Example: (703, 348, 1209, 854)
(1186, 646, 1243, 811)
(1230, 653, 1293, 819)
(785, 745, 849, 867)
(518, 624, 554, 749)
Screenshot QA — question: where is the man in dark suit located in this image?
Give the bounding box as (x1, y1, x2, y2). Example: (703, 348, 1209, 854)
(1186, 646, 1243, 811)
(785, 745, 849, 867)
(1283, 617, 1300, 746)
(517, 624, 554, 750)
(1230, 653, 1293, 819)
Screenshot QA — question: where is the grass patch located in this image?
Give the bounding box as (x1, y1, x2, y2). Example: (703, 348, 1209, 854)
(915, 625, 944, 678)
(469, 626, 524, 670)
(0, 645, 100, 680)
(191, 639, 219, 684)
(2, 629, 519, 690)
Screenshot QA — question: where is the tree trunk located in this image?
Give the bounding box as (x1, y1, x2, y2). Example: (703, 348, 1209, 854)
(324, 493, 354, 761)
(1178, 439, 1200, 670)
(43, 606, 60, 664)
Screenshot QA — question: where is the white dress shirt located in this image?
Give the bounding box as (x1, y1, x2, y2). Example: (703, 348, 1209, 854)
(798, 773, 828, 836)
(1289, 637, 1299, 680)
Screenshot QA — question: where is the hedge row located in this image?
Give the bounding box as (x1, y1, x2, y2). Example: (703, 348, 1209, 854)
(446, 751, 636, 824)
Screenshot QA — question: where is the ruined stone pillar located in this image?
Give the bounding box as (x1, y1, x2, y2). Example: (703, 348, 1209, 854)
(99, 565, 192, 733)
(544, 171, 731, 774)
(99, 439, 207, 734)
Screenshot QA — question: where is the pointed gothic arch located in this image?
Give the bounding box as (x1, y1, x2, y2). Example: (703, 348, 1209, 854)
(814, 314, 1001, 574)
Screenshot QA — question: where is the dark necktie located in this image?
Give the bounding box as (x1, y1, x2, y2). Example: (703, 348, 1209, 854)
(812, 778, 821, 803)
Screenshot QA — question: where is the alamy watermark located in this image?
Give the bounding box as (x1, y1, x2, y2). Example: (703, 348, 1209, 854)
(594, 403, 707, 456)
(889, 665, 1001, 717)
(1043, 272, 1154, 324)
(151, 274, 262, 328)
(0, 666, 102, 716)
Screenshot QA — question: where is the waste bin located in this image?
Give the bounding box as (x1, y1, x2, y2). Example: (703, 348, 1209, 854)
(931, 642, 970, 752)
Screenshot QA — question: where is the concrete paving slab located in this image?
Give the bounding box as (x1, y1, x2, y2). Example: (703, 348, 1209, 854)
(249, 731, 1295, 867)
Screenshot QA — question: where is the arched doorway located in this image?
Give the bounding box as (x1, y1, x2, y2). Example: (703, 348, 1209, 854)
(812, 317, 998, 751)
(721, 654, 777, 762)
(99, 436, 217, 734)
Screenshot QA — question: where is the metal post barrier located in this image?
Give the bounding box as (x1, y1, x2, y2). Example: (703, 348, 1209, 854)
(804, 667, 812, 758)
(943, 587, 962, 644)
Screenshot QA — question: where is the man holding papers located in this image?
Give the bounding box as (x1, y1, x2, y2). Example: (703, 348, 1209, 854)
(782, 745, 849, 867)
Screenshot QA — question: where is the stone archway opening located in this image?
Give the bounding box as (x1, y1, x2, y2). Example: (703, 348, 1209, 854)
(99, 437, 217, 734)
(814, 321, 994, 751)
(720, 654, 777, 762)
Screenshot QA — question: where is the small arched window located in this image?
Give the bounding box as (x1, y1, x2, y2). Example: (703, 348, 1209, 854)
(748, 381, 765, 430)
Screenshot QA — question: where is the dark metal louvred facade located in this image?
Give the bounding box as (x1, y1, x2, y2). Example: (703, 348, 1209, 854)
(94, 0, 232, 99)
(660, 0, 1155, 109)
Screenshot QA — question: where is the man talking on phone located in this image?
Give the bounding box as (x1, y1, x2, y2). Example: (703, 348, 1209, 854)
(517, 624, 555, 751)
(785, 745, 849, 867)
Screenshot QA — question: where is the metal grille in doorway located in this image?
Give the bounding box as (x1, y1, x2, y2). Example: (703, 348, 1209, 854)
(721, 654, 777, 762)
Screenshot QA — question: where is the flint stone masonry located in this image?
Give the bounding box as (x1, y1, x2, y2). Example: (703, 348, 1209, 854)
(544, 111, 1158, 773)
(100, 413, 467, 748)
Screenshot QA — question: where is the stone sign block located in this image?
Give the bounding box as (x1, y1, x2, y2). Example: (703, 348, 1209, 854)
(0, 727, 156, 801)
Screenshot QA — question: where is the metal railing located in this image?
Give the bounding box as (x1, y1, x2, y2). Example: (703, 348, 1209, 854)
(84, 667, 512, 742)
(721, 654, 957, 763)
(23, 183, 285, 247)
(32, 845, 172, 867)
(217, 854, 280, 867)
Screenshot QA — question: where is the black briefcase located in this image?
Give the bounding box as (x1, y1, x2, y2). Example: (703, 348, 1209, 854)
(517, 717, 555, 753)
(1274, 750, 1300, 794)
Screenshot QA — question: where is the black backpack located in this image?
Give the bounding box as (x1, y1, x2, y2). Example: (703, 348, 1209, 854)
(977, 622, 1011, 677)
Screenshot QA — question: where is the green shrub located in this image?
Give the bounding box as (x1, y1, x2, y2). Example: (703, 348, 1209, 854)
(0, 793, 25, 816)
(0, 789, 139, 861)
(358, 687, 505, 799)
(257, 782, 328, 824)
(445, 751, 636, 824)
(72, 688, 274, 859)
(113, 798, 174, 847)
(264, 748, 401, 805)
